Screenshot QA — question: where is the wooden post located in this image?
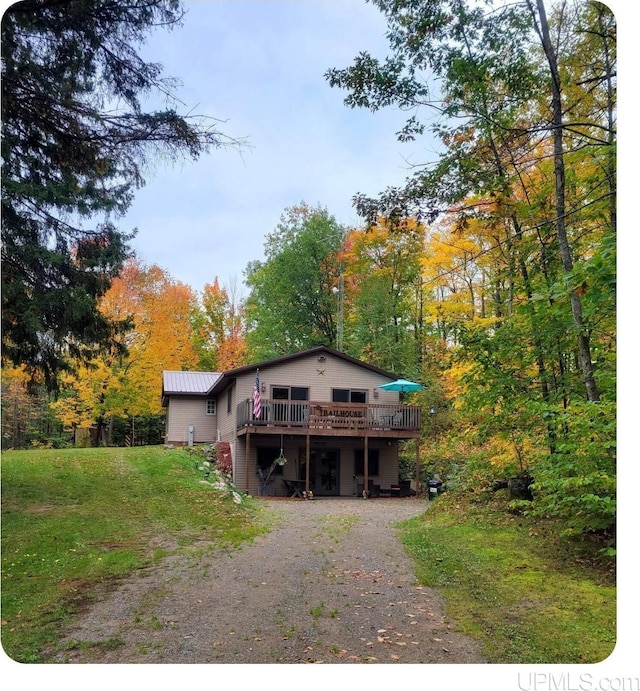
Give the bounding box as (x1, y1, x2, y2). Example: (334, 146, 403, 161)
(305, 432, 310, 492)
(364, 434, 369, 498)
(415, 441, 420, 497)
(245, 429, 251, 493)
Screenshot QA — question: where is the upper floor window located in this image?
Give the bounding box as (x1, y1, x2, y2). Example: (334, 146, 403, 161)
(271, 386, 309, 423)
(332, 388, 367, 403)
(206, 399, 216, 415)
(272, 386, 309, 401)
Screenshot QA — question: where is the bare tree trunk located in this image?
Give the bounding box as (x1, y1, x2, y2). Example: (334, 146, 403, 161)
(529, 0, 600, 402)
(12, 390, 20, 449)
(596, 3, 617, 233)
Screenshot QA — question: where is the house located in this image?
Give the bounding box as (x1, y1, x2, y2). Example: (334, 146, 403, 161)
(161, 370, 222, 445)
(161, 346, 422, 497)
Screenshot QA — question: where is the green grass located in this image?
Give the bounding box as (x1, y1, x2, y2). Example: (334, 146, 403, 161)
(398, 495, 616, 664)
(315, 513, 359, 543)
(1, 446, 269, 662)
(310, 603, 325, 619)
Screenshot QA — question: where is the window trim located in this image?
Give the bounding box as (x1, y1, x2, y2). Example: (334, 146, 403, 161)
(271, 385, 309, 401)
(332, 388, 368, 403)
(206, 399, 217, 415)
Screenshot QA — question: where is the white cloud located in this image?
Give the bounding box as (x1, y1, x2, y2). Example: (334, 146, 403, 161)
(124, 0, 435, 294)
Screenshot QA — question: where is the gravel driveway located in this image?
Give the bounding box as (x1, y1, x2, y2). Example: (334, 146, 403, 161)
(54, 497, 485, 664)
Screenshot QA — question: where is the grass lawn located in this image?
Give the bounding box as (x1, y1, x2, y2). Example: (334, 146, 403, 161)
(1, 445, 269, 663)
(2, 446, 616, 665)
(398, 494, 616, 664)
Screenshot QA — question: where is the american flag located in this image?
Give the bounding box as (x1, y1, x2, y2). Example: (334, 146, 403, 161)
(253, 370, 261, 419)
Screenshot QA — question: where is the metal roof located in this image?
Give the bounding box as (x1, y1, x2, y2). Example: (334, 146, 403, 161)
(162, 371, 221, 395)
(163, 347, 401, 401)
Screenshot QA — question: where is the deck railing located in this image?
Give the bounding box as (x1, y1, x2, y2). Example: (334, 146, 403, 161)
(236, 399, 421, 432)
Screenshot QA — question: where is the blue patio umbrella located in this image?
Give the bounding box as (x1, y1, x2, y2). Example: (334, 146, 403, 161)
(379, 378, 425, 495)
(378, 378, 425, 393)
(378, 378, 425, 404)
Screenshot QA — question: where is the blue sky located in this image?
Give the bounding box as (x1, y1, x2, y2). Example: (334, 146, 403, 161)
(124, 0, 433, 295)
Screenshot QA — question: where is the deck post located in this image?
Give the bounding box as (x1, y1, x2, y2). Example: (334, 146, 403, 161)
(415, 441, 420, 496)
(305, 432, 310, 492)
(245, 429, 251, 493)
(364, 434, 369, 498)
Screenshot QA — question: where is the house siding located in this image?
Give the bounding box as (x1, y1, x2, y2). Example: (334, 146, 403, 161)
(225, 352, 403, 495)
(214, 384, 242, 485)
(164, 349, 417, 495)
(233, 352, 400, 406)
(233, 436, 399, 497)
(165, 396, 217, 444)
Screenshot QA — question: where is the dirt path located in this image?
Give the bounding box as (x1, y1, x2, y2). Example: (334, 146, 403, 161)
(54, 498, 485, 664)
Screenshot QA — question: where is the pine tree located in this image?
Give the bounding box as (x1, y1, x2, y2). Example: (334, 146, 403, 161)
(1, 0, 241, 390)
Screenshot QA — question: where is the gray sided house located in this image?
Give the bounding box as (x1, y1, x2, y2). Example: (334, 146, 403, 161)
(161, 346, 421, 498)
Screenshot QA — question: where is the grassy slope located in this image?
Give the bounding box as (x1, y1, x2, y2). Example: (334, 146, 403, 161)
(398, 494, 616, 664)
(2, 446, 616, 665)
(1, 446, 269, 662)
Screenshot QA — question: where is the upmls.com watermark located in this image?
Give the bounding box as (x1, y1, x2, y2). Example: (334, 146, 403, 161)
(517, 674, 640, 691)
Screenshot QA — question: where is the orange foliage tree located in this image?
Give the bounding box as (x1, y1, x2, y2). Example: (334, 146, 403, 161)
(191, 277, 247, 372)
(50, 260, 200, 444)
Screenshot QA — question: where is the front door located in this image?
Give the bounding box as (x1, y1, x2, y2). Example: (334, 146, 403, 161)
(300, 449, 340, 496)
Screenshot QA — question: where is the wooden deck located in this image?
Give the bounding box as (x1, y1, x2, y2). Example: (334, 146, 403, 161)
(236, 399, 421, 438)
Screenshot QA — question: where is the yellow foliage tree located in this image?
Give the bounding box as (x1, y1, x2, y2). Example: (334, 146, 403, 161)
(50, 260, 200, 444)
(192, 278, 247, 371)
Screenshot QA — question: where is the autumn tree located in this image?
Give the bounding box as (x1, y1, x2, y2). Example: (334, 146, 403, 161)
(1, 0, 242, 390)
(344, 218, 425, 374)
(328, 0, 616, 537)
(51, 260, 200, 444)
(0, 365, 63, 448)
(327, 0, 614, 399)
(191, 277, 247, 371)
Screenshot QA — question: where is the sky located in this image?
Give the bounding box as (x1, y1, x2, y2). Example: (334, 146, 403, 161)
(123, 0, 434, 296)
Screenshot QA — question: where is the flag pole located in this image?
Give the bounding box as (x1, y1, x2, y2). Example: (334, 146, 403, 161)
(253, 368, 261, 420)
